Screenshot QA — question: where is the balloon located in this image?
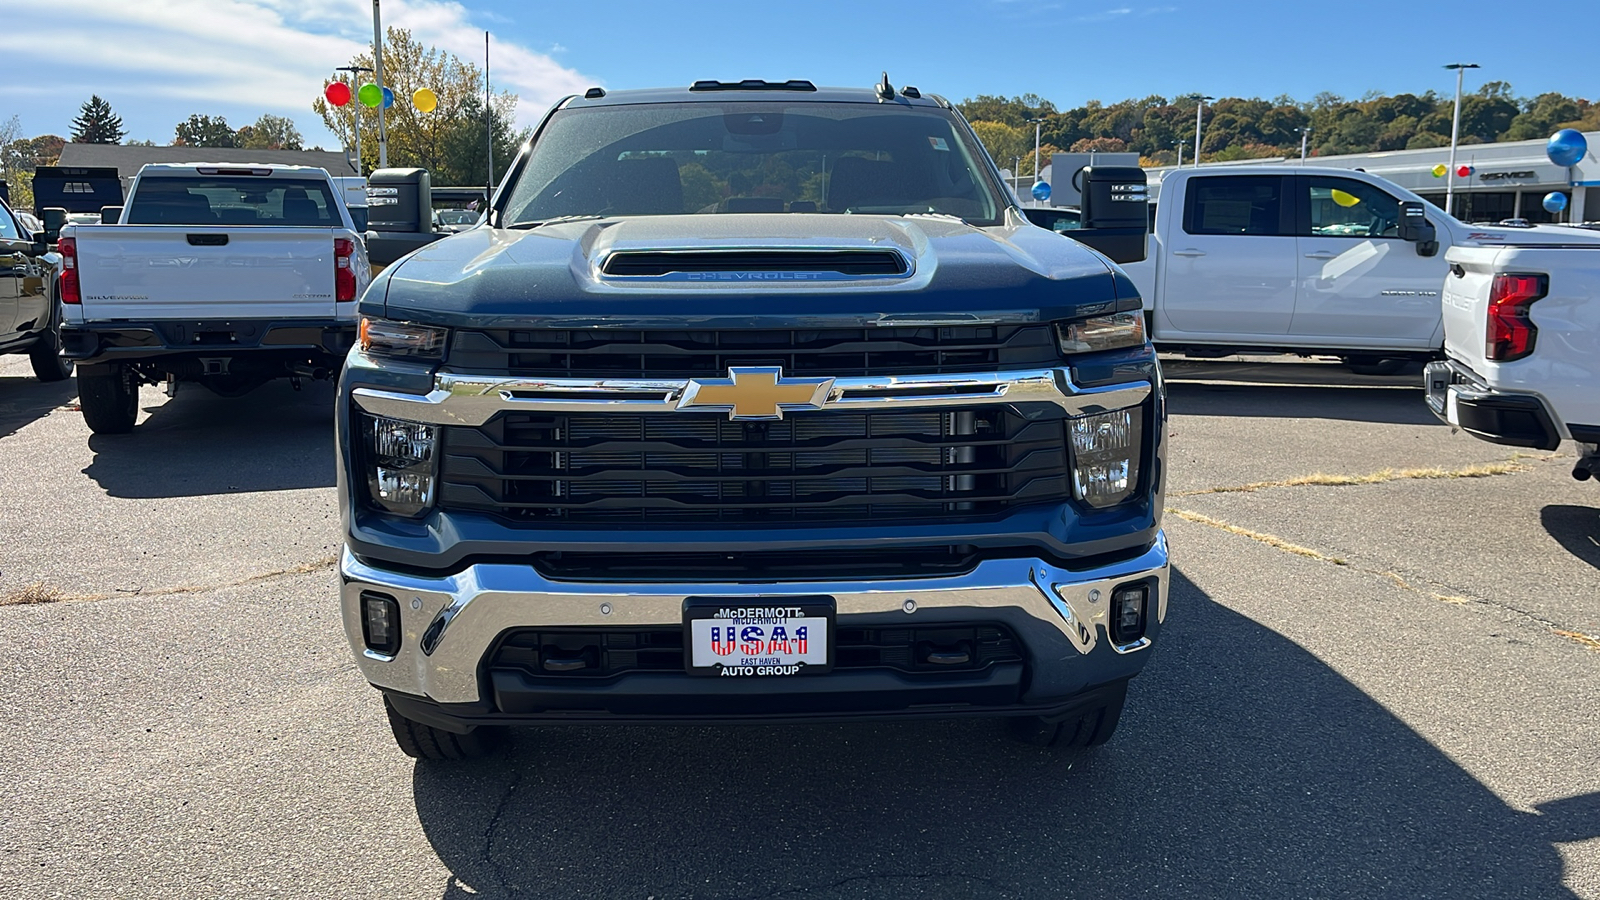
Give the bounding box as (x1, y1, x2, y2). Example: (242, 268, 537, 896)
(381, 86, 394, 109)
(1456, 165, 1473, 178)
(358, 83, 382, 107)
(1031, 180, 1051, 202)
(1432, 164, 1448, 178)
(1543, 192, 1568, 214)
(1547, 129, 1588, 168)
(412, 88, 438, 113)
(325, 82, 351, 107)
(1330, 189, 1361, 208)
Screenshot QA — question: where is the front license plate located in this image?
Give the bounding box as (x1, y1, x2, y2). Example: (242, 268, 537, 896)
(684, 597, 833, 676)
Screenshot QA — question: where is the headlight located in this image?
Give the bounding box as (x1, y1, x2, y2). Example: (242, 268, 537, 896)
(1068, 406, 1142, 508)
(359, 317, 448, 360)
(366, 414, 439, 517)
(1056, 312, 1146, 354)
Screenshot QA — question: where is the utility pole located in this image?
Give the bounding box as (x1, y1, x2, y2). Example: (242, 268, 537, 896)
(1193, 95, 1214, 167)
(336, 65, 373, 176)
(1175, 140, 1182, 169)
(1026, 116, 1044, 191)
(1297, 126, 1311, 163)
(486, 31, 493, 204)
(372, 0, 388, 168)
(1444, 63, 1480, 219)
(1012, 156, 1022, 195)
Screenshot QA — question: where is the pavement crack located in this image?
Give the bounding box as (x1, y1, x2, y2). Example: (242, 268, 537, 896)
(0, 555, 339, 607)
(730, 870, 995, 900)
(1168, 507, 1600, 652)
(1167, 508, 1348, 564)
(1171, 457, 1531, 498)
(480, 770, 524, 893)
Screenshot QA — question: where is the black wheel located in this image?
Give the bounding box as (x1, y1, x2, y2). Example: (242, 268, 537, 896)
(1007, 681, 1128, 749)
(78, 365, 138, 434)
(1340, 356, 1409, 377)
(384, 696, 498, 760)
(27, 313, 73, 382)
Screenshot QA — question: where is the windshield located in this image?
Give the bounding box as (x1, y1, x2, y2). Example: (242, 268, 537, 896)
(502, 101, 1004, 226)
(126, 177, 342, 226)
(437, 209, 477, 225)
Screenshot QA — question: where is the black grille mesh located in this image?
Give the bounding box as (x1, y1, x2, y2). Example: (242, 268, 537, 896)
(438, 407, 1071, 524)
(447, 324, 1060, 378)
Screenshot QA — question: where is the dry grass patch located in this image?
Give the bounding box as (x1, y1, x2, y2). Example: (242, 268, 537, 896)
(1554, 630, 1600, 652)
(1173, 460, 1526, 497)
(1167, 508, 1348, 565)
(0, 555, 339, 607)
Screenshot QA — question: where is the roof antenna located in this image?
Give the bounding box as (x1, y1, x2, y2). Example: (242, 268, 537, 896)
(876, 72, 895, 101)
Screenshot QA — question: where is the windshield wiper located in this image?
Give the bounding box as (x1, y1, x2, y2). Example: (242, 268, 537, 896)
(507, 214, 611, 230)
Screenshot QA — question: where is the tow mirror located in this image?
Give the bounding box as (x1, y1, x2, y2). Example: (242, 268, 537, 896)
(1399, 201, 1438, 257)
(1024, 166, 1149, 264)
(41, 207, 67, 242)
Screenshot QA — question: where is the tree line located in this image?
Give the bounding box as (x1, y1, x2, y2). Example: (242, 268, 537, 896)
(962, 82, 1600, 174)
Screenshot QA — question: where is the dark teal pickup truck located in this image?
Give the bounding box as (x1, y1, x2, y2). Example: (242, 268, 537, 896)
(337, 78, 1169, 760)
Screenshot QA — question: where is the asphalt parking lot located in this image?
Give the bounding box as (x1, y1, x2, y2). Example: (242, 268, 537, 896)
(3, 353, 1599, 899)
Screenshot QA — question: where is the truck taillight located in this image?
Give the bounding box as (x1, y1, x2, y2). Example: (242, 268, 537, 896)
(334, 237, 357, 302)
(57, 237, 80, 304)
(1486, 273, 1548, 362)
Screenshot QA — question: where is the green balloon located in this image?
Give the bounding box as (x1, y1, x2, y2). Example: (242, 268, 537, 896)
(358, 83, 383, 108)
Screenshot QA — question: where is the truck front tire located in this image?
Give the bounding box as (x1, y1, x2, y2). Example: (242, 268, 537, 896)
(78, 365, 138, 434)
(1007, 681, 1127, 748)
(384, 696, 499, 760)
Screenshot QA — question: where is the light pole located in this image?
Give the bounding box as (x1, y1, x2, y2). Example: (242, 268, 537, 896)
(1444, 63, 1480, 219)
(1026, 116, 1045, 190)
(1012, 155, 1022, 194)
(1296, 126, 1311, 163)
(1193, 95, 1213, 167)
(372, 0, 388, 168)
(336, 65, 372, 176)
(1174, 139, 1182, 169)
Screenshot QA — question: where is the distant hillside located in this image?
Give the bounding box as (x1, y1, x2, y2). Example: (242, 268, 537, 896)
(962, 83, 1600, 174)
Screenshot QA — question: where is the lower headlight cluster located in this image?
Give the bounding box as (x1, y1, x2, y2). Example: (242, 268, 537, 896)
(367, 415, 438, 516)
(1068, 406, 1143, 508)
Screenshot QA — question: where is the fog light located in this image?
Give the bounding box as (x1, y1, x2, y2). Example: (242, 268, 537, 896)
(1110, 585, 1147, 645)
(1069, 406, 1143, 508)
(362, 592, 401, 655)
(366, 415, 438, 516)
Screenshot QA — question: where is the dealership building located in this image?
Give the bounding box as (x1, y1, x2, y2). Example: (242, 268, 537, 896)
(1146, 131, 1600, 224)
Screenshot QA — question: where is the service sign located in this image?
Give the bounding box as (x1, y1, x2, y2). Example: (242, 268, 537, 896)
(684, 599, 833, 676)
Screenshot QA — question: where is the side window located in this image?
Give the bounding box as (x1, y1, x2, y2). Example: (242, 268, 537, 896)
(1305, 177, 1402, 238)
(0, 207, 19, 241)
(1183, 176, 1286, 236)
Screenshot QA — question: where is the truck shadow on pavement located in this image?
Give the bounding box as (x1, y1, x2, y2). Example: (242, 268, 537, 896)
(1541, 504, 1600, 570)
(409, 569, 1596, 900)
(1166, 381, 1439, 426)
(0, 371, 77, 441)
(81, 380, 336, 497)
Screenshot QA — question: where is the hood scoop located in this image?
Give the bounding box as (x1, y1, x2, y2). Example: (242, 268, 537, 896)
(601, 249, 910, 280)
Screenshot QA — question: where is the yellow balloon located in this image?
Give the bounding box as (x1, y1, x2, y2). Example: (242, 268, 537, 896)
(413, 88, 438, 113)
(1330, 189, 1361, 208)
(1432, 163, 1448, 178)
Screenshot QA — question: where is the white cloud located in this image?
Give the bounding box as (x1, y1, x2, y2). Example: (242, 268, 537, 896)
(0, 0, 596, 144)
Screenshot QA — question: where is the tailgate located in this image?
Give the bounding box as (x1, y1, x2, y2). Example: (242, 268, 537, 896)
(1440, 247, 1499, 373)
(75, 225, 338, 321)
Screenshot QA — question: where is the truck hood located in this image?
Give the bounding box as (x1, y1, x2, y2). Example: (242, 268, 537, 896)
(370, 213, 1132, 329)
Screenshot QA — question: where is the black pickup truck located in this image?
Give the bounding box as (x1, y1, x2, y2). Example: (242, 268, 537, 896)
(338, 78, 1169, 759)
(0, 195, 71, 382)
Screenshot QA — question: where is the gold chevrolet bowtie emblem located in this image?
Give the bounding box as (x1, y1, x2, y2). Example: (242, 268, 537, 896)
(677, 367, 835, 420)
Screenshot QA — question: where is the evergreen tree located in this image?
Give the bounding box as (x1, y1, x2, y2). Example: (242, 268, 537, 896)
(70, 95, 125, 144)
(173, 115, 237, 148)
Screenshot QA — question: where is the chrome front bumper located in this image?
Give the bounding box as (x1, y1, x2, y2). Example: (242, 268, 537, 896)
(340, 531, 1170, 706)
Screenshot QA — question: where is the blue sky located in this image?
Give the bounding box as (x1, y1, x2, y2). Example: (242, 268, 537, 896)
(2, 0, 1588, 149)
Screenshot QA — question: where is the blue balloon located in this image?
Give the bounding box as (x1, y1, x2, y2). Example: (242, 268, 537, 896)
(1031, 180, 1051, 202)
(381, 86, 395, 109)
(1547, 129, 1588, 168)
(1543, 192, 1568, 214)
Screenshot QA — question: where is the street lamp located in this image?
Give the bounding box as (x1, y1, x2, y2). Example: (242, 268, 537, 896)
(1174, 139, 1182, 169)
(372, 0, 389, 168)
(1296, 126, 1312, 163)
(1444, 63, 1480, 219)
(1193, 95, 1214, 167)
(336, 64, 372, 176)
(1012, 155, 1022, 195)
(1026, 116, 1045, 191)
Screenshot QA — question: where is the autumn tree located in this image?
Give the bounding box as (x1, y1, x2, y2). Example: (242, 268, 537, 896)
(174, 115, 237, 148)
(70, 96, 125, 144)
(236, 114, 304, 150)
(314, 27, 523, 183)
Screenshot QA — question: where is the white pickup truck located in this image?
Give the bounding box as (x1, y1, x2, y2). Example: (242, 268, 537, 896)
(56, 163, 370, 433)
(1127, 165, 1600, 374)
(1425, 241, 1600, 480)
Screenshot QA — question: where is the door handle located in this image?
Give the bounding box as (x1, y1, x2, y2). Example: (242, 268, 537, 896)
(1303, 251, 1338, 260)
(1172, 249, 1206, 258)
